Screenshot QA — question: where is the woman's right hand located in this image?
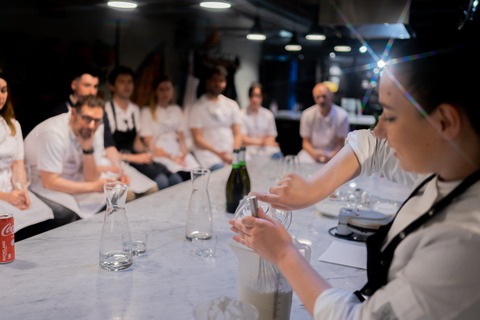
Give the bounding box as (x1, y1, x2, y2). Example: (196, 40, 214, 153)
(0, 190, 29, 210)
(251, 173, 318, 211)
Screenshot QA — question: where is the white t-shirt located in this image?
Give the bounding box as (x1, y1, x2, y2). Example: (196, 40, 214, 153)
(313, 130, 480, 320)
(0, 118, 54, 231)
(240, 106, 278, 138)
(188, 94, 242, 169)
(300, 104, 349, 151)
(105, 100, 142, 134)
(0, 118, 24, 193)
(24, 112, 105, 218)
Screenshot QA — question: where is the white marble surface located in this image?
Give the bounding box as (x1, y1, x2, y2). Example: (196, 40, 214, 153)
(1, 160, 410, 320)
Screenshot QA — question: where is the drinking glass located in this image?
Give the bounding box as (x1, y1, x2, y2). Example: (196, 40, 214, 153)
(12, 163, 31, 191)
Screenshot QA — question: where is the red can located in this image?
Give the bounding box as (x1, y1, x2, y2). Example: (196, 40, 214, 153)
(0, 213, 15, 263)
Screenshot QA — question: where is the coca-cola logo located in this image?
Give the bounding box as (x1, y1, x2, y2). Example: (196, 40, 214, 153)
(1, 223, 14, 236)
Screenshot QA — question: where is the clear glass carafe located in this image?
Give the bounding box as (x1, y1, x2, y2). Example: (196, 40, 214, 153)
(185, 169, 213, 241)
(99, 182, 133, 271)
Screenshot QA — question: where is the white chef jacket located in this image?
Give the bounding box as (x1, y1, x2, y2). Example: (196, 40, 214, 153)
(188, 94, 242, 169)
(24, 112, 105, 219)
(0, 118, 53, 232)
(298, 104, 349, 163)
(139, 104, 200, 173)
(314, 130, 480, 320)
(241, 107, 281, 160)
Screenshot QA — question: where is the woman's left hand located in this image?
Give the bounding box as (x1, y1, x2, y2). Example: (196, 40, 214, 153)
(229, 208, 294, 265)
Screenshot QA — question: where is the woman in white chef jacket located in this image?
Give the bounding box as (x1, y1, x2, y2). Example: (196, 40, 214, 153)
(230, 38, 480, 319)
(140, 75, 200, 180)
(241, 83, 282, 161)
(0, 71, 53, 240)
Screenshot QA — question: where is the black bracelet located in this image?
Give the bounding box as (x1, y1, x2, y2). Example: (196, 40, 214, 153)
(82, 147, 94, 155)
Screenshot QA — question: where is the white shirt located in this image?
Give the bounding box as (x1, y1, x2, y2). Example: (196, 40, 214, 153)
(241, 106, 278, 139)
(188, 94, 242, 169)
(0, 118, 54, 231)
(300, 104, 349, 151)
(139, 104, 200, 172)
(105, 100, 142, 134)
(241, 107, 281, 161)
(24, 112, 105, 218)
(314, 130, 480, 320)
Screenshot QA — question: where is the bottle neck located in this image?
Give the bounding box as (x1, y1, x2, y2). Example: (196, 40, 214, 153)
(239, 149, 246, 166)
(232, 151, 240, 169)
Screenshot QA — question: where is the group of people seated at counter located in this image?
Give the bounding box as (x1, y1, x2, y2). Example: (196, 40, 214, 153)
(0, 62, 348, 241)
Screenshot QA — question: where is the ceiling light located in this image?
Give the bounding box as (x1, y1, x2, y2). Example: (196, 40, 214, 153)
(285, 32, 302, 51)
(334, 45, 351, 52)
(247, 16, 266, 41)
(359, 46, 367, 53)
(200, 1, 231, 9)
(377, 60, 386, 68)
(305, 24, 326, 41)
(107, 1, 137, 9)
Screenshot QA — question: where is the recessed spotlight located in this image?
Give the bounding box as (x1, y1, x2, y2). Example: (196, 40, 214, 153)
(306, 34, 326, 41)
(200, 1, 231, 9)
(334, 45, 351, 52)
(285, 44, 302, 51)
(107, 1, 137, 9)
(359, 46, 367, 53)
(377, 60, 386, 68)
(246, 34, 266, 41)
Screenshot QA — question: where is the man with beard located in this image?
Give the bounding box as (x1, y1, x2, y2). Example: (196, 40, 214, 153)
(189, 66, 242, 171)
(25, 95, 117, 227)
(297, 82, 349, 163)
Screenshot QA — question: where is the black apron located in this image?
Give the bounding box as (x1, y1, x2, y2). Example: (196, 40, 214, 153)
(110, 101, 172, 179)
(110, 101, 137, 153)
(355, 169, 480, 300)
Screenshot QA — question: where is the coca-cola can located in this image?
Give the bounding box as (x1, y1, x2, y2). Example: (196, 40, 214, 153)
(0, 213, 15, 263)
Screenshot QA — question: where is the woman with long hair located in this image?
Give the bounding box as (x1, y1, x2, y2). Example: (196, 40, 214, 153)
(0, 70, 53, 240)
(140, 75, 200, 180)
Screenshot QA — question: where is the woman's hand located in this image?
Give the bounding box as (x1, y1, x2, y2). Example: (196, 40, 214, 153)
(0, 190, 30, 210)
(251, 173, 318, 211)
(229, 208, 295, 265)
(153, 147, 171, 158)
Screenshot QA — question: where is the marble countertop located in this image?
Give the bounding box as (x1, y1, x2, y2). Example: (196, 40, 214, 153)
(1, 161, 410, 320)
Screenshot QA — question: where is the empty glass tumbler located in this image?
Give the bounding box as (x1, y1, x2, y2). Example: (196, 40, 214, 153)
(99, 182, 133, 271)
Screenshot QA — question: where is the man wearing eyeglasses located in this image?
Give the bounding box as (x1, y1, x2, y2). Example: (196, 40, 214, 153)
(24, 95, 119, 228)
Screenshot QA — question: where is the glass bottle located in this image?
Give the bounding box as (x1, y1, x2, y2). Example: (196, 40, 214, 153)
(226, 149, 245, 214)
(185, 169, 213, 241)
(239, 146, 251, 194)
(99, 181, 133, 271)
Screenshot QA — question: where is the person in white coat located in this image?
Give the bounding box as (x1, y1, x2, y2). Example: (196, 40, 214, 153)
(298, 82, 349, 163)
(25, 95, 117, 227)
(189, 66, 242, 171)
(140, 75, 200, 180)
(230, 38, 480, 319)
(241, 83, 282, 160)
(0, 70, 53, 240)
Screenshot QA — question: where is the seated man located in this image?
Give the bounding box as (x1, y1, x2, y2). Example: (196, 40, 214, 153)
(25, 95, 128, 227)
(189, 66, 242, 171)
(297, 82, 349, 163)
(51, 66, 158, 198)
(241, 83, 282, 160)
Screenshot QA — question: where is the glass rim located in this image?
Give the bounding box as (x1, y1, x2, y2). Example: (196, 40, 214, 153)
(104, 181, 128, 189)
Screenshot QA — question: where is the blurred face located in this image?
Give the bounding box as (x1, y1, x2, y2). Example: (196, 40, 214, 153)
(71, 74, 99, 98)
(249, 87, 262, 110)
(0, 78, 7, 111)
(373, 74, 440, 174)
(71, 105, 104, 139)
(312, 84, 333, 109)
(111, 74, 134, 100)
(206, 73, 227, 97)
(156, 80, 173, 106)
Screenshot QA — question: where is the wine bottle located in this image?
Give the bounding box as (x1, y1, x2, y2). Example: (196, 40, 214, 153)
(225, 149, 245, 214)
(239, 146, 251, 194)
